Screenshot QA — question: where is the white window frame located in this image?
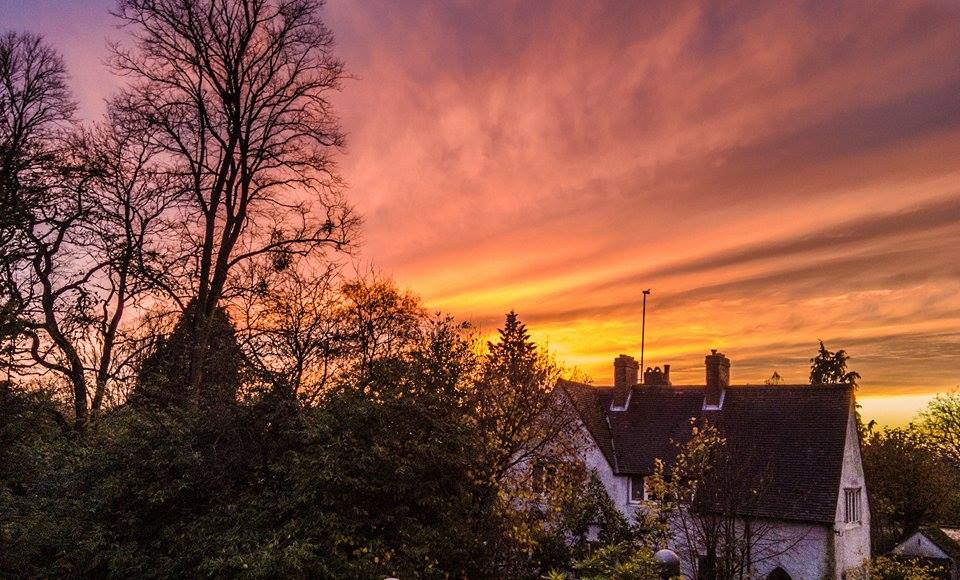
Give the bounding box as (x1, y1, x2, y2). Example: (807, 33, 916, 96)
(629, 475, 647, 504)
(844, 487, 862, 524)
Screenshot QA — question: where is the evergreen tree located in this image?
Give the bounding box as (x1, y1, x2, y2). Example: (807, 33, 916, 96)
(809, 341, 861, 387)
(135, 303, 243, 409)
(475, 311, 559, 485)
(810, 340, 866, 435)
(484, 311, 544, 393)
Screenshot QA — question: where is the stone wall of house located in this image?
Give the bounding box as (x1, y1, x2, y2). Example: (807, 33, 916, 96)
(748, 522, 831, 580)
(832, 407, 872, 578)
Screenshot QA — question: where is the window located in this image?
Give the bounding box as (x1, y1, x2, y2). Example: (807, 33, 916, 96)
(531, 462, 544, 494)
(844, 487, 862, 524)
(531, 461, 558, 494)
(629, 475, 646, 503)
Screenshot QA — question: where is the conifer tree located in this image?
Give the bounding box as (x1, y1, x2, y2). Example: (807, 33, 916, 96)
(135, 303, 243, 409)
(476, 312, 557, 481)
(809, 341, 861, 387)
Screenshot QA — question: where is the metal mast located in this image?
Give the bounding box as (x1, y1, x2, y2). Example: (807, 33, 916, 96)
(640, 289, 651, 382)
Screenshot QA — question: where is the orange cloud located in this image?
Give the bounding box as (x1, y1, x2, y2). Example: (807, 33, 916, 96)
(8, 0, 960, 424)
(326, 0, 960, 424)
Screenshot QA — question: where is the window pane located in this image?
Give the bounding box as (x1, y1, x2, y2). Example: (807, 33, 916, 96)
(630, 476, 644, 502)
(843, 488, 861, 523)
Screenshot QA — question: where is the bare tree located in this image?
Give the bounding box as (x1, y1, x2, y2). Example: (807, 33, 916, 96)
(1, 32, 171, 430)
(645, 420, 812, 580)
(0, 30, 75, 208)
(0, 31, 76, 357)
(109, 0, 359, 389)
(234, 259, 345, 403)
(3, 103, 178, 430)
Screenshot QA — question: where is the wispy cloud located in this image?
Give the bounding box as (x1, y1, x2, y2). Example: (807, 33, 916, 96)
(6, 0, 960, 423)
(325, 0, 960, 423)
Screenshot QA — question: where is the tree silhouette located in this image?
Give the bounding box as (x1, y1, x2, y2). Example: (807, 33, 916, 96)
(136, 302, 242, 410)
(110, 0, 358, 389)
(809, 341, 861, 387)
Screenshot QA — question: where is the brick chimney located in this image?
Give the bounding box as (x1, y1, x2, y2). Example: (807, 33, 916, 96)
(611, 354, 638, 410)
(704, 349, 730, 409)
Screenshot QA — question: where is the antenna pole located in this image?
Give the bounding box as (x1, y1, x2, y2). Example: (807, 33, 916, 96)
(640, 289, 651, 383)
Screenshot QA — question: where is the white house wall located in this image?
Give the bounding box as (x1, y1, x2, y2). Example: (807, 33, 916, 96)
(578, 426, 835, 579)
(832, 407, 871, 578)
(580, 426, 629, 506)
(748, 521, 831, 580)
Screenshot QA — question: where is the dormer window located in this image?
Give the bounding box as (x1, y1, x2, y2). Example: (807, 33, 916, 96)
(629, 475, 646, 503)
(844, 487, 862, 524)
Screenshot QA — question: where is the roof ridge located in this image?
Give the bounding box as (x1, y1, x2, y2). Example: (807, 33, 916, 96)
(920, 526, 960, 560)
(581, 383, 855, 390)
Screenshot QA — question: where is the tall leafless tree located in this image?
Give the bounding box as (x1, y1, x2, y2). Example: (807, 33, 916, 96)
(0, 32, 116, 430)
(3, 86, 178, 431)
(1, 31, 76, 353)
(109, 0, 359, 390)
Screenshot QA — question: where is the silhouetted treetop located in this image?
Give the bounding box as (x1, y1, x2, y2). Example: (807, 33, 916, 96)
(809, 340, 861, 387)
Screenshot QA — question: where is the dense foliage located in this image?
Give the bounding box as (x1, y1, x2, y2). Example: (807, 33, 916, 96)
(849, 556, 946, 580)
(0, 303, 642, 578)
(862, 411, 960, 554)
(809, 341, 861, 387)
(0, 9, 646, 575)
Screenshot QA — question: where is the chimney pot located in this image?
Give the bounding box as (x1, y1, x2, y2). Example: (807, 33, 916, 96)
(642, 364, 672, 386)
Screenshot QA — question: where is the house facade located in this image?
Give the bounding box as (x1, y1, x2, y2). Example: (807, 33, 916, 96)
(558, 351, 871, 579)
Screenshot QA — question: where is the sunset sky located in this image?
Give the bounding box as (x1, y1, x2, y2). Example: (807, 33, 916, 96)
(3, 0, 959, 424)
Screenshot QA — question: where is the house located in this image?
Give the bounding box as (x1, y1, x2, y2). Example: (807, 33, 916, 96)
(557, 350, 870, 579)
(891, 527, 960, 579)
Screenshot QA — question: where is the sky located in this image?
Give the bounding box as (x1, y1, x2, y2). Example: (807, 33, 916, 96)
(2, 0, 959, 425)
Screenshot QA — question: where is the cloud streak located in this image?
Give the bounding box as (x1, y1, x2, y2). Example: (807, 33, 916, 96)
(325, 0, 960, 425)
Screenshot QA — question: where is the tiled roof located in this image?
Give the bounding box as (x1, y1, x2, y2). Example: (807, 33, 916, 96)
(560, 379, 616, 466)
(559, 381, 854, 524)
(922, 527, 960, 561)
